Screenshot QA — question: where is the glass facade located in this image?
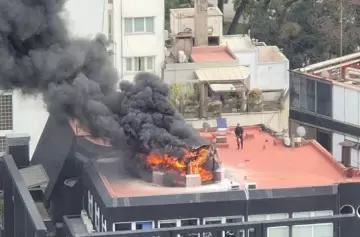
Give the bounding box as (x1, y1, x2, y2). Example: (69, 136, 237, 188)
(290, 72, 332, 117)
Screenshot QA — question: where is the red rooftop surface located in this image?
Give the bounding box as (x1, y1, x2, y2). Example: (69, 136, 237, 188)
(191, 46, 236, 63)
(68, 120, 360, 198)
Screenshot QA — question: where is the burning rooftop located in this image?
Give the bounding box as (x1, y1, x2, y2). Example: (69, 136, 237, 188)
(59, 122, 360, 199)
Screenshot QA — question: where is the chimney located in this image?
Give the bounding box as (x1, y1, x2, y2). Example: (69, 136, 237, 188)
(339, 140, 354, 168)
(6, 133, 30, 169)
(194, 0, 208, 46)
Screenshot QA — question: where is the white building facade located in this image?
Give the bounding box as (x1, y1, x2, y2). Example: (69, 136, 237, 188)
(110, 0, 165, 82)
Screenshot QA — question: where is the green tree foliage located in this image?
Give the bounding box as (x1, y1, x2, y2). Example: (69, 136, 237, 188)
(245, 0, 360, 67)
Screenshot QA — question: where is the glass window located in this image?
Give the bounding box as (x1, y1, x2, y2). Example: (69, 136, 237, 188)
(313, 223, 333, 237)
(179, 219, 199, 237)
(113, 222, 132, 231)
(134, 57, 145, 71)
(146, 56, 154, 70)
(125, 58, 132, 71)
(134, 18, 145, 32)
(225, 216, 244, 237)
(316, 81, 332, 117)
(135, 221, 153, 230)
(108, 12, 113, 41)
(124, 18, 133, 33)
(145, 17, 154, 32)
(158, 220, 177, 228)
(290, 74, 300, 108)
(300, 77, 316, 112)
(267, 226, 289, 237)
(292, 225, 312, 237)
(0, 137, 5, 152)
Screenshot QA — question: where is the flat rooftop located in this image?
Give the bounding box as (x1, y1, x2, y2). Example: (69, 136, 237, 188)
(257, 46, 287, 62)
(92, 126, 360, 198)
(191, 46, 237, 63)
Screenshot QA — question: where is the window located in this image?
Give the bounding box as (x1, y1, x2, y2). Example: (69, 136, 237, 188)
(267, 226, 289, 237)
(158, 220, 178, 228)
(124, 17, 155, 34)
(179, 218, 199, 237)
(292, 210, 333, 218)
(0, 136, 6, 152)
(94, 202, 100, 231)
(135, 221, 154, 230)
(124, 56, 155, 72)
(300, 77, 316, 112)
(316, 81, 332, 117)
(292, 223, 333, 237)
(225, 216, 244, 237)
(101, 215, 107, 232)
(108, 10, 113, 41)
(0, 94, 13, 131)
(87, 191, 93, 219)
(290, 74, 300, 108)
(203, 217, 223, 237)
(113, 222, 132, 231)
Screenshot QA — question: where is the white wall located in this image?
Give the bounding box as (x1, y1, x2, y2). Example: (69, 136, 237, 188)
(63, 0, 107, 38)
(332, 84, 360, 126)
(0, 91, 49, 157)
(113, 0, 165, 82)
(254, 61, 289, 90)
(233, 51, 256, 89)
(333, 132, 360, 167)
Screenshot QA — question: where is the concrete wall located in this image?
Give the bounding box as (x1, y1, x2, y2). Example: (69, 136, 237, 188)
(170, 13, 223, 38)
(113, 0, 165, 82)
(254, 61, 289, 90)
(0, 91, 48, 157)
(333, 132, 360, 167)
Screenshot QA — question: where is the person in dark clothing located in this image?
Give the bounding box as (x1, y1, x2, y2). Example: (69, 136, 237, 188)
(235, 123, 244, 149)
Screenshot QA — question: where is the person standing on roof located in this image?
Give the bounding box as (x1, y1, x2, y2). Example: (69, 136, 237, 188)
(235, 123, 244, 150)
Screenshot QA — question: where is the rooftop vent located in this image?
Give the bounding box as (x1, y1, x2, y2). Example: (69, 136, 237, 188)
(246, 183, 257, 190)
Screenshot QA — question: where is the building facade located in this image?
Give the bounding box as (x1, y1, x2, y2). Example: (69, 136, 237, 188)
(289, 53, 360, 166)
(109, 0, 165, 82)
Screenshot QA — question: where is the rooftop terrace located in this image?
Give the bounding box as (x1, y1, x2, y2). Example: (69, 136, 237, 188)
(191, 46, 237, 63)
(88, 126, 360, 199)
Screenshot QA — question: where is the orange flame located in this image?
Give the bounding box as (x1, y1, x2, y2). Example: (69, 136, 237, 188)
(146, 148, 213, 182)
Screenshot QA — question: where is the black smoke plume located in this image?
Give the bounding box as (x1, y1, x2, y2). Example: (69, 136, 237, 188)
(0, 0, 207, 166)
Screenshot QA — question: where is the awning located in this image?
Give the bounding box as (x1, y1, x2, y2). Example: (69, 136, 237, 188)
(195, 66, 250, 82)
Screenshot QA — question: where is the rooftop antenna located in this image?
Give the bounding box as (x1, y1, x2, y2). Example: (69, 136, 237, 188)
(339, 0, 343, 79)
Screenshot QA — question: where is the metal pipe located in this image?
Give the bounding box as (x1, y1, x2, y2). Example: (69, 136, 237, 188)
(300, 52, 360, 72)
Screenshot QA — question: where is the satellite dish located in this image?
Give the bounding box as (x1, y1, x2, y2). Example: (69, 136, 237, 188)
(296, 126, 306, 137)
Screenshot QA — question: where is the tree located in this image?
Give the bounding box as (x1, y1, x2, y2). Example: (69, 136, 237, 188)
(246, 0, 360, 68)
(227, 0, 250, 34)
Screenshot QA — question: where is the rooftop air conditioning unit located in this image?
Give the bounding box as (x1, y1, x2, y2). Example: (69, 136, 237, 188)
(178, 50, 187, 63)
(228, 181, 240, 190)
(283, 136, 291, 147)
(246, 183, 257, 190)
